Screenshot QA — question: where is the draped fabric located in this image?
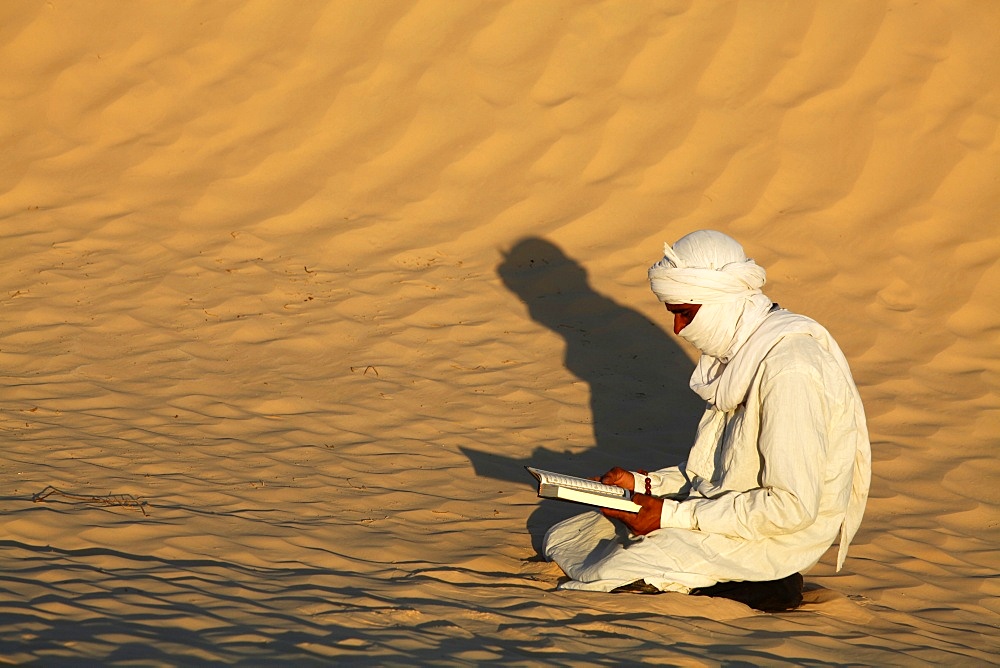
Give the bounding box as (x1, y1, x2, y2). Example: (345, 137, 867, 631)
(543, 312, 871, 591)
(542, 231, 871, 592)
(648, 230, 766, 306)
(682, 309, 871, 571)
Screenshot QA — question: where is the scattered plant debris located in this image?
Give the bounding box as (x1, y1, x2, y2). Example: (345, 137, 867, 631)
(32, 486, 149, 516)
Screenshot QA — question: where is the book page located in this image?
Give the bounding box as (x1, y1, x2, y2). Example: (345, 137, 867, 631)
(528, 468, 629, 499)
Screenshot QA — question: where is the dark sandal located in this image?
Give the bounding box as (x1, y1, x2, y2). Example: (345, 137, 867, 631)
(691, 572, 804, 612)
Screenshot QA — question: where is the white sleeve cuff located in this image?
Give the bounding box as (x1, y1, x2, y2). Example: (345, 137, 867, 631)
(660, 499, 698, 530)
(630, 471, 647, 493)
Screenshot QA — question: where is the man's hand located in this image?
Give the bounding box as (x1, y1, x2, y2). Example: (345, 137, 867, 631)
(594, 467, 635, 491)
(602, 493, 663, 536)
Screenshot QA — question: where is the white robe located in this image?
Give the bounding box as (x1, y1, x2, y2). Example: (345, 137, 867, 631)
(543, 310, 871, 592)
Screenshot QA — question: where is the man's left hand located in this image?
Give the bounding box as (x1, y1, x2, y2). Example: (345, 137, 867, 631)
(602, 493, 663, 536)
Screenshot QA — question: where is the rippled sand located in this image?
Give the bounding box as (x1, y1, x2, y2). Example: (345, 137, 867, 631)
(1, 1, 998, 664)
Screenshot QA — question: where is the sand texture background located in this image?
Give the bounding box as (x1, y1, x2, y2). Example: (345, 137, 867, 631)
(2, 1, 998, 664)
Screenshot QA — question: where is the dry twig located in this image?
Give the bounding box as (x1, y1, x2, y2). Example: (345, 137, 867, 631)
(32, 486, 149, 516)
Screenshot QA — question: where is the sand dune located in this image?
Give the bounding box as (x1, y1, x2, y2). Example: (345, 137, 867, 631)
(1, 1, 998, 664)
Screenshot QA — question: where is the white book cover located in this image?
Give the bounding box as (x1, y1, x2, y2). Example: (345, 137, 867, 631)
(527, 467, 642, 513)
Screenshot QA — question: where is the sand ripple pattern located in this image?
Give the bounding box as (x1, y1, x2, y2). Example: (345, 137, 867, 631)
(1, 1, 998, 664)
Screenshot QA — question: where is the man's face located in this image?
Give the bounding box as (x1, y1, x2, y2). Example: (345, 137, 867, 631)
(665, 303, 701, 335)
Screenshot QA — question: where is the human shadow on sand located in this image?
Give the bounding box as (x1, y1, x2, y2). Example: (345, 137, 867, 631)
(461, 237, 703, 551)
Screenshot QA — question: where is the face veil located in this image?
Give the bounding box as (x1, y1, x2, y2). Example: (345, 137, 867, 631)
(648, 230, 772, 361)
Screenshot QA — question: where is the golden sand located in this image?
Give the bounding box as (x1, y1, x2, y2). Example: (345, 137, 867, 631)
(1, 1, 997, 663)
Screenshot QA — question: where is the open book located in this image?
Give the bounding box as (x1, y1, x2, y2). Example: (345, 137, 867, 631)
(527, 467, 642, 512)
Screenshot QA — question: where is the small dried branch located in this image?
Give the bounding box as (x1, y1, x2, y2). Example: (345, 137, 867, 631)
(32, 486, 149, 516)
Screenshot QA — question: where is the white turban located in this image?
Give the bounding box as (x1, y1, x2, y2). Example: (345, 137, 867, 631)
(648, 230, 766, 304)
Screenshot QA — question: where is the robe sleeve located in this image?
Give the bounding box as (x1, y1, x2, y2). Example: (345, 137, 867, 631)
(683, 364, 828, 538)
(631, 466, 692, 498)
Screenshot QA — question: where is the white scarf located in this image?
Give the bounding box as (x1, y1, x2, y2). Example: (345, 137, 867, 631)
(695, 308, 872, 571)
(648, 233, 767, 305)
(679, 294, 774, 362)
(648, 231, 869, 569)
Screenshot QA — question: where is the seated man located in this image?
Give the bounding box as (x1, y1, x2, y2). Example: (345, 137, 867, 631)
(542, 230, 871, 611)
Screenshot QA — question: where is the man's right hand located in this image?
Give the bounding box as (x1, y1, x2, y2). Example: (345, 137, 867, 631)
(596, 467, 635, 492)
